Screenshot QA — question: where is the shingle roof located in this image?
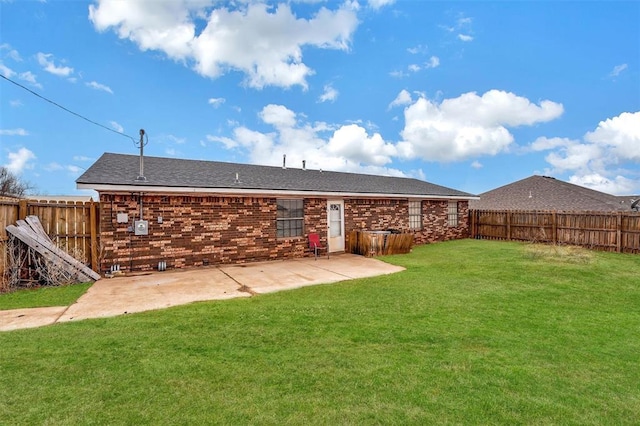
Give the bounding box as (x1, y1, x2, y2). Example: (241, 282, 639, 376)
(470, 175, 633, 211)
(76, 153, 475, 198)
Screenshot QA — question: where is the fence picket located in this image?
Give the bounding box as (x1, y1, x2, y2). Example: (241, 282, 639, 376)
(470, 209, 640, 254)
(1, 199, 101, 282)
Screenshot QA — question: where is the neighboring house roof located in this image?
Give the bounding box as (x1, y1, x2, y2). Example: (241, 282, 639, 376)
(76, 153, 476, 200)
(470, 175, 633, 211)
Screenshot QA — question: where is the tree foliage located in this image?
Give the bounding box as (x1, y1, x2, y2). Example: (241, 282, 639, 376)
(0, 166, 32, 197)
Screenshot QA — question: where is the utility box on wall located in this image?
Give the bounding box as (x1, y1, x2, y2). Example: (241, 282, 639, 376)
(134, 220, 149, 235)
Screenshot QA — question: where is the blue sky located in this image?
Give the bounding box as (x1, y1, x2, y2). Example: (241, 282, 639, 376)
(1, 0, 638, 197)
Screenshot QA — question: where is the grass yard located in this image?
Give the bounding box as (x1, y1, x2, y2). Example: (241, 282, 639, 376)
(1, 240, 639, 424)
(0, 282, 92, 310)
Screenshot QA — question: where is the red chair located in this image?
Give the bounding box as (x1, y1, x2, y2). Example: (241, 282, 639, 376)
(308, 233, 329, 260)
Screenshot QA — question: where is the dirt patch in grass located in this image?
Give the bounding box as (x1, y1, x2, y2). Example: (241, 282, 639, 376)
(523, 243, 595, 264)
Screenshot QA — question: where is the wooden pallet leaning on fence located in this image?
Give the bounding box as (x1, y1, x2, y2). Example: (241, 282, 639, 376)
(6, 215, 101, 283)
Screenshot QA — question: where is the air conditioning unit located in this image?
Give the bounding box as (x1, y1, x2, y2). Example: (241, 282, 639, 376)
(134, 220, 148, 235)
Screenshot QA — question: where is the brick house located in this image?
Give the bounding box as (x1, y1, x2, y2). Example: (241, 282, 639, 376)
(77, 153, 477, 273)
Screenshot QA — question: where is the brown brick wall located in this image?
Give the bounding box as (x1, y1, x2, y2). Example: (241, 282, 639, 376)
(412, 200, 470, 244)
(99, 193, 327, 272)
(98, 193, 468, 273)
(343, 198, 469, 246)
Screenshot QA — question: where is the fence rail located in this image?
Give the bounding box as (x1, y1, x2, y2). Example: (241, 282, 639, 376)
(1, 199, 100, 284)
(469, 209, 640, 253)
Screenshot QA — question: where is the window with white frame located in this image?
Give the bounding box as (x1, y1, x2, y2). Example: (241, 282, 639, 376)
(409, 200, 422, 229)
(447, 201, 458, 227)
(276, 199, 304, 237)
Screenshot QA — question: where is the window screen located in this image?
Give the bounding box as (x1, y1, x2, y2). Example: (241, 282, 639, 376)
(409, 200, 422, 230)
(448, 201, 458, 227)
(276, 199, 304, 237)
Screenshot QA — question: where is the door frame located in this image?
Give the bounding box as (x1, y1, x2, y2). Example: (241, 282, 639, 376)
(327, 199, 345, 253)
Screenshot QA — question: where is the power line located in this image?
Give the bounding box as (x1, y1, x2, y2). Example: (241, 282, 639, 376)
(1, 74, 137, 144)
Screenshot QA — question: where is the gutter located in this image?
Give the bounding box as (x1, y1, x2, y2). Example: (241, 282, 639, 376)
(77, 183, 479, 201)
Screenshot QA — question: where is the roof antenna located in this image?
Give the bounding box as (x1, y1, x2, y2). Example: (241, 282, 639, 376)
(302, 160, 306, 170)
(282, 154, 286, 169)
(135, 129, 148, 182)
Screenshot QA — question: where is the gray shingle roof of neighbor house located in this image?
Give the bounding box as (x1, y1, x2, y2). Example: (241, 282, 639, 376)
(470, 175, 635, 211)
(76, 153, 477, 199)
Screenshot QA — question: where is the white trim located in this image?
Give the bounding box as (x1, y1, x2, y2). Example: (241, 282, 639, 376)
(77, 183, 479, 200)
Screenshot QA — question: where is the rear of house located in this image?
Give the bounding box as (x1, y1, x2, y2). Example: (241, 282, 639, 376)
(77, 153, 477, 273)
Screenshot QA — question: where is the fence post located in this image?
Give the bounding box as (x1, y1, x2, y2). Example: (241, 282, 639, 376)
(616, 212, 622, 253)
(469, 210, 476, 239)
(90, 200, 99, 272)
(552, 211, 557, 245)
(18, 199, 28, 220)
(506, 211, 511, 240)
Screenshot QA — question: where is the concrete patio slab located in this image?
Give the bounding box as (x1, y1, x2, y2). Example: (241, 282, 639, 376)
(0, 306, 67, 332)
(0, 253, 404, 331)
(58, 267, 249, 322)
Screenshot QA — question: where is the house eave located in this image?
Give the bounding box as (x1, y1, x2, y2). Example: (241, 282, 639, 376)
(77, 183, 478, 201)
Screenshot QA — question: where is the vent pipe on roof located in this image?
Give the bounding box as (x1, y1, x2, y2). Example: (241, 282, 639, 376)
(302, 160, 306, 170)
(282, 154, 286, 169)
(135, 129, 147, 182)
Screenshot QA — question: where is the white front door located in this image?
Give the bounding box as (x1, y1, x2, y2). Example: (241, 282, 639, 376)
(327, 200, 345, 252)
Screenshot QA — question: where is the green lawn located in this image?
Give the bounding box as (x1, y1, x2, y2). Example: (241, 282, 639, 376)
(0, 282, 92, 310)
(1, 240, 639, 424)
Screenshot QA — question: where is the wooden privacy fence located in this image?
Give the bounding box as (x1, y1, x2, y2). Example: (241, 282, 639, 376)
(0, 199, 100, 281)
(469, 209, 640, 253)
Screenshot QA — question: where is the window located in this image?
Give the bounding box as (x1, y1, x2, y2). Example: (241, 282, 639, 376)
(276, 199, 304, 237)
(448, 201, 458, 227)
(409, 200, 422, 229)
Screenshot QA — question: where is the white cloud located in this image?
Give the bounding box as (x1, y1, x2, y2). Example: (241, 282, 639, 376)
(531, 111, 640, 195)
(208, 97, 226, 108)
(389, 70, 407, 78)
(425, 55, 440, 68)
(89, 1, 359, 89)
(0, 63, 15, 78)
(0, 43, 22, 62)
(397, 90, 564, 162)
(407, 44, 427, 54)
(5, 147, 36, 174)
(367, 0, 395, 9)
(408, 64, 421, 73)
(569, 174, 637, 196)
(206, 103, 407, 177)
(609, 63, 628, 78)
(318, 84, 338, 103)
(585, 111, 640, 161)
(530, 136, 577, 151)
(73, 155, 94, 162)
(44, 162, 64, 172)
(66, 165, 83, 174)
(0, 128, 29, 136)
(36, 52, 74, 77)
(327, 124, 396, 166)
(45, 162, 83, 174)
(388, 89, 412, 109)
(18, 71, 42, 88)
(471, 160, 483, 169)
(110, 121, 124, 133)
(458, 34, 473, 42)
(10, 99, 23, 107)
(86, 81, 113, 94)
